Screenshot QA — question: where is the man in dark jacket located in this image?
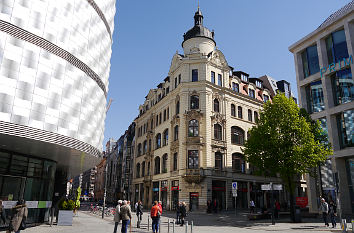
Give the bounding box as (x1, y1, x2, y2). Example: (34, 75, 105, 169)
(180, 202, 187, 226)
(0, 200, 6, 226)
(136, 201, 143, 228)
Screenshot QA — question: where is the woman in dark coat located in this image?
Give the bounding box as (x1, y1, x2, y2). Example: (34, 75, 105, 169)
(9, 199, 28, 233)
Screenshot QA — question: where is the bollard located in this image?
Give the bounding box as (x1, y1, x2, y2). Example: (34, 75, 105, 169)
(173, 219, 175, 233)
(148, 215, 150, 231)
(168, 219, 170, 233)
(191, 221, 193, 233)
(351, 219, 354, 233)
(342, 219, 347, 232)
(185, 221, 188, 233)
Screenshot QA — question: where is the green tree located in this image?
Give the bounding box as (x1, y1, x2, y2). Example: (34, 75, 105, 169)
(243, 94, 332, 221)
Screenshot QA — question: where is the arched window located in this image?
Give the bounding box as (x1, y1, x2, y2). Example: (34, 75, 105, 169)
(174, 125, 179, 141)
(248, 109, 253, 122)
(176, 101, 180, 115)
(231, 104, 236, 117)
(163, 129, 168, 146)
(148, 139, 151, 152)
(214, 124, 222, 140)
(143, 140, 147, 154)
(162, 154, 168, 173)
(154, 157, 160, 174)
(151, 119, 154, 129)
(156, 133, 161, 149)
(238, 106, 243, 119)
(188, 119, 199, 137)
(214, 99, 220, 112)
(136, 163, 140, 178)
(231, 126, 245, 145)
(173, 153, 178, 171)
(215, 152, 223, 170)
(190, 95, 199, 109)
(232, 153, 245, 173)
(141, 161, 145, 177)
(156, 115, 158, 126)
(254, 111, 259, 122)
(137, 143, 142, 156)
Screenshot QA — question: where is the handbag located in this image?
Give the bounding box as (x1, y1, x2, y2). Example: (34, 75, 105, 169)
(19, 218, 26, 230)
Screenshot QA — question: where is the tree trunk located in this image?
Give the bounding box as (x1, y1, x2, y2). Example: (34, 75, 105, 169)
(287, 175, 295, 222)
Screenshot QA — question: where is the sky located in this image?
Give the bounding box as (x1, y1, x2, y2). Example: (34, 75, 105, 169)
(103, 0, 352, 145)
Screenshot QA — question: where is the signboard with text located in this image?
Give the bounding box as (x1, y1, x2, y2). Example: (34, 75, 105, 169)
(296, 197, 308, 208)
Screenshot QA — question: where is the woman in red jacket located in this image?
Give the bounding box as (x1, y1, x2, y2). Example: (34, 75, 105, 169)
(150, 201, 161, 233)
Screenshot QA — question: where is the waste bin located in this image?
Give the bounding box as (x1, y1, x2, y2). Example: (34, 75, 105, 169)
(294, 206, 301, 223)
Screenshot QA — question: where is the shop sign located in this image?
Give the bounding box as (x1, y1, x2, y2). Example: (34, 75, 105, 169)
(320, 55, 353, 78)
(38, 201, 47, 208)
(273, 184, 283, 190)
(261, 184, 271, 190)
(160, 187, 167, 192)
(46, 201, 52, 208)
(212, 187, 226, 191)
(2, 201, 16, 209)
(26, 201, 38, 209)
(152, 188, 159, 192)
(190, 193, 199, 197)
(171, 186, 179, 191)
(296, 197, 308, 208)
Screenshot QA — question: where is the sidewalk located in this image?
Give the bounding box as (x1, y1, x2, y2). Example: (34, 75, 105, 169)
(22, 210, 345, 233)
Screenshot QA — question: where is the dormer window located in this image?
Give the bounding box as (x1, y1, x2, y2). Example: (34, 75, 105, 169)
(263, 94, 270, 103)
(241, 74, 248, 82)
(255, 80, 262, 88)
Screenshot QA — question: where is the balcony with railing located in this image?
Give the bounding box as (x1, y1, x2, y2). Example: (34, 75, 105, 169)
(182, 168, 205, 184)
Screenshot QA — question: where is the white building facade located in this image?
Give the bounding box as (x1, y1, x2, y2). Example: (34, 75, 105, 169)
(0, 0, 116, 224)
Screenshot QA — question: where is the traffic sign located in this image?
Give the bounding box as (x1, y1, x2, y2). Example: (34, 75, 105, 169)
(232, 191, 237, 197)
(232, 182, 237, 190)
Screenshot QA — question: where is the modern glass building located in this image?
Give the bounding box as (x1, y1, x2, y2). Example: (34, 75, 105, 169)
(0, 0, 116, 224)
(289, 1, 354, 217)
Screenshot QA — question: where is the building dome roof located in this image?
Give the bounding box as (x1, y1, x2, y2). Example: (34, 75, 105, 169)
(182, 8, 215, 46)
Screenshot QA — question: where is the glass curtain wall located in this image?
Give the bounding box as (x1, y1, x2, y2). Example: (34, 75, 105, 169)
(301, 45, 320, 78)
(337, 109, 354, 148)
(326, 29, 349, 64)
(0, 151, 56, 224)
(332, 69, 354, 105)
(307, 80, 325, 113)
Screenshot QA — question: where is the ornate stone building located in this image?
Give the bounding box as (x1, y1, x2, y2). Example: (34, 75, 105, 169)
(132, 8, 285, 211)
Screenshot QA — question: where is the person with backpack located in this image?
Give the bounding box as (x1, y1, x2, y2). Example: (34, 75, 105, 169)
(119, 201, 132, 233)
(150, 201, 161, 233)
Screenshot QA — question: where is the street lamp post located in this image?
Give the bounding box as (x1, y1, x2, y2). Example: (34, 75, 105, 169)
(270, 182, 275, 225)
(102, 165, 108, 219)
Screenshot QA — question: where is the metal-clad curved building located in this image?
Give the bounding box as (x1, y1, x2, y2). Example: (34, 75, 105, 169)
(0, 0, 116, 223)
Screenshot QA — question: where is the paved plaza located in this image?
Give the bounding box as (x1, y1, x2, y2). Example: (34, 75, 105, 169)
(23, 210, 348, 233)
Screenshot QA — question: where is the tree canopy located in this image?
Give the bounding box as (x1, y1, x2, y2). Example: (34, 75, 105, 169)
(243, 94, 332, 187)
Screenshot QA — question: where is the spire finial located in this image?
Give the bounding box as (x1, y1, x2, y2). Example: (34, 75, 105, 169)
(198, 0, 200, 10)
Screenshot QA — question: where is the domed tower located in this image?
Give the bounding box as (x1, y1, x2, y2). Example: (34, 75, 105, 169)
(182, 8, 216, 55)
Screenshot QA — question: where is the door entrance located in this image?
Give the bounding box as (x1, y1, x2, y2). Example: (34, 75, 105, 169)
(189, 192, 199, 211)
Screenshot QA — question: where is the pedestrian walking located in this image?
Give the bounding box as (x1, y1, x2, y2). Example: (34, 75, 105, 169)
(176, 201, 181, 224)
(150, 201, 161, 233)
(0, 200, 7, 226)
(113, 200, 122, 233)
(274, 200, 280, 219)
(8, 199, 28, 233)
(136, 201, 143, 228)
(249, 200, 255, 213)
(206, 200, 212, 213)
(212, 199, 218, 213)
(320, 198, 329, 227)
(119, 201, 132, 233)
(328, 200, 337, 228)
(180, 202, 187, 226)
